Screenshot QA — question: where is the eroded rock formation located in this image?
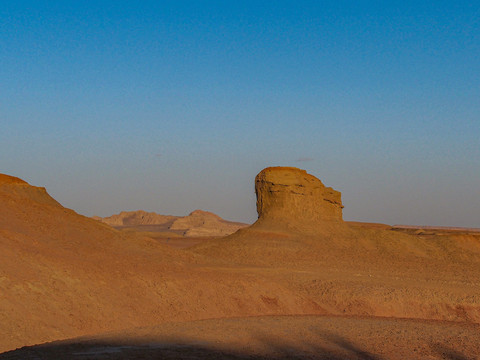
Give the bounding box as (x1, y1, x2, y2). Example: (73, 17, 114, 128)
(254, 167, 343, 228)
(94, 209, 247, 237)
(94, 210, 177, 226)
(170, 210, 246, 237)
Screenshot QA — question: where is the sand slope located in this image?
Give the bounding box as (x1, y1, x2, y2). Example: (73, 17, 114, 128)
(2, 315, 479, 359)
(0, 174, 318, 352)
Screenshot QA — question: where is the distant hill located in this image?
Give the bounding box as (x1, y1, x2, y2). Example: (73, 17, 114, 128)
(392, 224, 480, 232)
(92, 210, 177, 226)
(93, 209, 247, 237)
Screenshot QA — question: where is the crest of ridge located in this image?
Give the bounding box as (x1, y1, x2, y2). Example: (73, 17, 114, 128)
(0, 174, 29, 185)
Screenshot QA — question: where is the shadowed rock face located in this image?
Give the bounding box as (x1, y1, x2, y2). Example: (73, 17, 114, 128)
(255, 167, 343, 225)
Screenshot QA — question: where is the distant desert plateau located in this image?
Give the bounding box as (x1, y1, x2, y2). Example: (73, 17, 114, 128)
(1, 167, 479, 359)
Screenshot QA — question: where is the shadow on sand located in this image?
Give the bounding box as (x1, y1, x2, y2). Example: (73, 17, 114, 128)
(0, 337, 378, 360)
(0, 332, 473, 360)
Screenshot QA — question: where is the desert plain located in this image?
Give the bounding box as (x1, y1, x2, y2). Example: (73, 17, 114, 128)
(1, 166, 479, 359)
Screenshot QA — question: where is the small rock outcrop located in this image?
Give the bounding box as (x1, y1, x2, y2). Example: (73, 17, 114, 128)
(170, 210, 247, 237)
(254, 167, 343, 228)
(95, 209, 247, 237)
(95, 210, 177, 226)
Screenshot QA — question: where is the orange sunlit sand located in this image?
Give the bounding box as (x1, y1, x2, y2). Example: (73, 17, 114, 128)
(1, 168, 479, 359)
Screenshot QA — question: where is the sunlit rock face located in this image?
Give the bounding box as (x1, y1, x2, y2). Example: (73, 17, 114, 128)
(254, 167, 343, 227)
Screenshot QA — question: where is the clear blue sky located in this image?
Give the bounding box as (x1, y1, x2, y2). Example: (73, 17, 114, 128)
(1, 1, 479, 227)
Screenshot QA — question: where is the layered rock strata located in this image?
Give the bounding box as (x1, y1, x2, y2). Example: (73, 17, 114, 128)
(254, 167, 343, 227)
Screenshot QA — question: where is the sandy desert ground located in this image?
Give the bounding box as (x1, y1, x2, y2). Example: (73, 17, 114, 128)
(2, 316, 480, 359)
(1, 167, 479, 359)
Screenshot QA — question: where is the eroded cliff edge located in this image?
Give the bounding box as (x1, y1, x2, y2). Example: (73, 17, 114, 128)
(253, 167, 344, 232)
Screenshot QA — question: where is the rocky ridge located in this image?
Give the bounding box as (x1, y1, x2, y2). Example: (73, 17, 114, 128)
(170, 210, 246, 237)
(0, 174, 61, 207)
(92, 210, 176, 226)
(94, 209, 247, 237)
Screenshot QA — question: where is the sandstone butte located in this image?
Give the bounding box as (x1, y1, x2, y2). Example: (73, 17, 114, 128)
(254, 166, 343, 229)
(1, 169, 480, 359)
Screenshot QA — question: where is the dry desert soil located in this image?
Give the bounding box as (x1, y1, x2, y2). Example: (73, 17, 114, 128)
(1, 167, 479, 359)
